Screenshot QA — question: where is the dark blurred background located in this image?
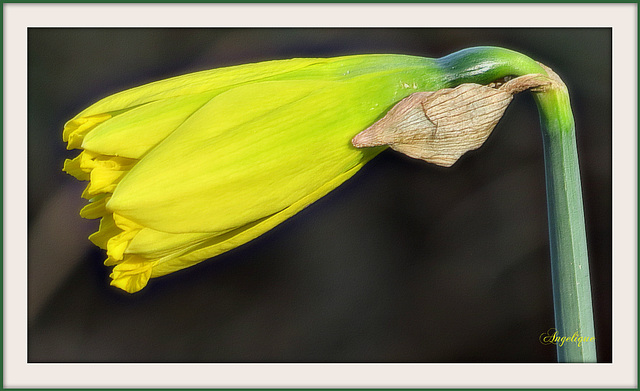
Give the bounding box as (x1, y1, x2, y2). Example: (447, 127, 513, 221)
(28, 28, 611, 363)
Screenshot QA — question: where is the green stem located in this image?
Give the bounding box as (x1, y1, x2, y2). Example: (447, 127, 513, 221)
(440, 47, 597, 362)
(534, 80, 597, 363)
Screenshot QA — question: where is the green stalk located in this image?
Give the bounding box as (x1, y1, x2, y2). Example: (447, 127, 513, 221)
(534, 79, 597, 362)
(439, 47, 597, 362)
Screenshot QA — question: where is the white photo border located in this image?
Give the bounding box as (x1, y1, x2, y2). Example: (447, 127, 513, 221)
(5, 3, 636, 388)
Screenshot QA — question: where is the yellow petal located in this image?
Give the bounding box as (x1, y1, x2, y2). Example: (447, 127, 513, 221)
(125, 227, 216, 260)
(81, 91, 220, 159)
(77, 154, 137, 198)
(106, 79, 384, 234)
(62, 153, 89, 181)
(103, 256, 120, 267)
(109, 256, 158, 293)
(105, 213, 143, 261)
(79, 194, 109, 219)
(88, 214, 121, 250)
(150, 161, 365, 278)
(71, 57, 326, 119)
(63, 113, 112, 149)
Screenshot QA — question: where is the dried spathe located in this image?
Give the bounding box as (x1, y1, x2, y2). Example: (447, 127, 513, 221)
(352, 74, 552, 167)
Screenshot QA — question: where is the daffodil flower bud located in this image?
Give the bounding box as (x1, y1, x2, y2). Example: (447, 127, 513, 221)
(63, 47, 549, 293)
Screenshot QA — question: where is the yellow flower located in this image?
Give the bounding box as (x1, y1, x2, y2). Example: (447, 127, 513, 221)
(63, 46, 551, 293)
(63, 54, 448, 293)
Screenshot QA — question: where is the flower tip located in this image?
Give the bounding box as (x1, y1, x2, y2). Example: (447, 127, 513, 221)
(62, 113, 112, 151)
(109, 261, 155, 293)
(62, 155, 90, 181)
(109, 276, 146, 294)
